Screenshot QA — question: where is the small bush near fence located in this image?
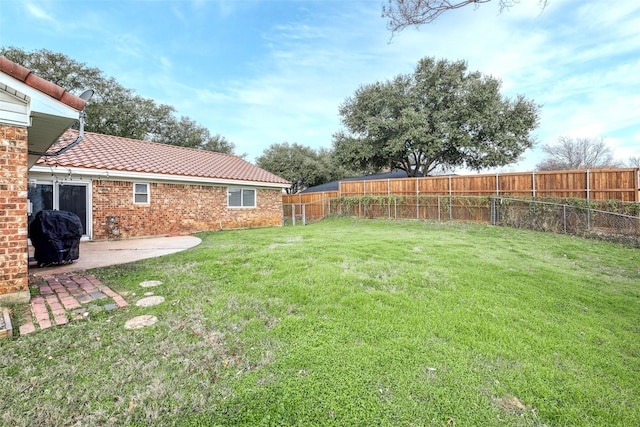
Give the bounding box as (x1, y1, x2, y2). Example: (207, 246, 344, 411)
(283, 196, 640, 246)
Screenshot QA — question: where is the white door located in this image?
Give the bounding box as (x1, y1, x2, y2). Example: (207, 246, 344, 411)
(28, 180, 92, 238)
(56, 182, 91, 238)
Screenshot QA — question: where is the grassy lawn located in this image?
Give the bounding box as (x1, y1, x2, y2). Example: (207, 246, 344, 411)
(1, 218, 639, 426)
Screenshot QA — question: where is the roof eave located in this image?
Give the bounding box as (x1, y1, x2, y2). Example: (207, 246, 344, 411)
(0, 57, 86, 168)
(28, 165, 292, 189)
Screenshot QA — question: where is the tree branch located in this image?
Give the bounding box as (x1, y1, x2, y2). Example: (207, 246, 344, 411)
(383, 0, 549, 34)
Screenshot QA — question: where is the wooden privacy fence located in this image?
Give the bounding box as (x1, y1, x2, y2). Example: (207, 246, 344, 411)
(282, 168, 639, 223)
(337, 168, 639, 201)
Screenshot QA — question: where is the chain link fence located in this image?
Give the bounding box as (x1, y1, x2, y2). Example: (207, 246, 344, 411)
(491, 197, 640, 245)
(283, 196, 640, 246)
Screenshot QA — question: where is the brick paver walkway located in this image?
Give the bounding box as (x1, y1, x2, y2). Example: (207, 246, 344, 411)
(20, 272, 129, 335)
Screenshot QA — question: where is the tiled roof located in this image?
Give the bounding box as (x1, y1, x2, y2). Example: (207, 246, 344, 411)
(37, 130, 290, 185)
(0, 56, 87, 111)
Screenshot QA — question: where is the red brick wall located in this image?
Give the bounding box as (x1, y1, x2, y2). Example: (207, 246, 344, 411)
(0, 124, 29, 303)
(91, 180, 283, 240)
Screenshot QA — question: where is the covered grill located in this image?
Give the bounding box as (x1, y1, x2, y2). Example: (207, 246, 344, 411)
(29, 210, 83, 267)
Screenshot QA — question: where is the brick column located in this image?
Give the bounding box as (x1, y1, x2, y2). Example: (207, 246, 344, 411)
(0, 124, 30, 303)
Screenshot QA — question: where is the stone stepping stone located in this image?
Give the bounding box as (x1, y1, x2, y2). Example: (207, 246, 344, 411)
(124, 315, 158, 330)
(139, 280, 163, 288)
(135, 296, 165, 307)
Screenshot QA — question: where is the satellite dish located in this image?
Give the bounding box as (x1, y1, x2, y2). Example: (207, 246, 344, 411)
(79, 89, 95, 102)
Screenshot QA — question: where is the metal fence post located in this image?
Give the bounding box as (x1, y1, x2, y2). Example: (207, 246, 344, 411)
(302, 204, 306, 226)
(586, 169, 591, 230)
(388, 178, 391, 219)
(532, 171, 536, 199)
(394, 197, 397, 219)
(292, 204, 296, 226)
(415, 179, 419, 219)
(489, 197, 496, 225)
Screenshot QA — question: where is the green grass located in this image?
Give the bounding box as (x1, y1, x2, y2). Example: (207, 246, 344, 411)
(1, 218, 639, 426)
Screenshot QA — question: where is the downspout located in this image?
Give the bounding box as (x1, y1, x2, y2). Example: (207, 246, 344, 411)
(28, 89, 94, 157)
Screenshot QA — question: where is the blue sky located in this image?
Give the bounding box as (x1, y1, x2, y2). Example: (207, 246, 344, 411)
(1, 0, 639, 170)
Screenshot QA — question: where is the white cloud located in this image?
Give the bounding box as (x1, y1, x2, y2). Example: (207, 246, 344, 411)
(179, 0, 640, 165)
(12, 0, 634, 168)
(24, 1, 56, 24)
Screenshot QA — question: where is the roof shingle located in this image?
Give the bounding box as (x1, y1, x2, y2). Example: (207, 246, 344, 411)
(37, 130, 290, 186)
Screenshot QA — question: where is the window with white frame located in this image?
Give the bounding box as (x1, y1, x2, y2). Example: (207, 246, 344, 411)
(228, 188, 256, 208)
(133, 183, 150, 204)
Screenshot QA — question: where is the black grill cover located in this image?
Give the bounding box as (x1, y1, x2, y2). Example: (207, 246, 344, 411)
(29, 210, 83, 265)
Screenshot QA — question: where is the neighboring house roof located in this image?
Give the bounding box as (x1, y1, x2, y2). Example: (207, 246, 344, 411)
(34, 130, 290, 187)
(301, 169, 421, 193)
(0, 56, 86, 111)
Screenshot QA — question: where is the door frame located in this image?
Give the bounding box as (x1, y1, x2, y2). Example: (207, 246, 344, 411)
(28, 179, 92, 239)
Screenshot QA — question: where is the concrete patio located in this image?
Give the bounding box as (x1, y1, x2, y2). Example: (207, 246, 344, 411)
(29, 235, 202, 275)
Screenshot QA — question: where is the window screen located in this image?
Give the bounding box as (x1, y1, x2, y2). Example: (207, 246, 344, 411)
(228, 188, 256, 207)
(134, 183, 149, 204)
(228, 188, 242, 207)
(242, 189, 255, 207)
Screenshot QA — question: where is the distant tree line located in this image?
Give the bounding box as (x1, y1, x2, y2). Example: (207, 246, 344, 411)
(255, 143, 358, 194)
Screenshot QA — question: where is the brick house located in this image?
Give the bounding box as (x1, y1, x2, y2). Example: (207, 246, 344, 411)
(28, 130, 291, 240)
(1, 57, 87, 303)
(1, 56, 290, 304)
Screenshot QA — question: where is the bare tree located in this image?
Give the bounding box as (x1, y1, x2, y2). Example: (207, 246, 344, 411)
(383, 0, 548, 34)
(536, 136, 621, 171)
(627, 156, 640, 168)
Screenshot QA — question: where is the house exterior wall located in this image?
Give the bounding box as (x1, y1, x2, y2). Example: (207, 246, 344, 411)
(0, 124, 29, 303)
(91, 179, 283, 240)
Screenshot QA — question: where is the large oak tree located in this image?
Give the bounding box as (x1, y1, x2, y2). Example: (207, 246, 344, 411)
(334, 57, 540, 176)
